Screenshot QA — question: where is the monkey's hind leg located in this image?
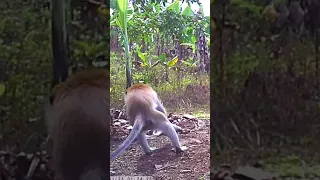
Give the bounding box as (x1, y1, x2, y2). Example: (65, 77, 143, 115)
(138, 131, 157, 155)
(156, 121, 188, 153)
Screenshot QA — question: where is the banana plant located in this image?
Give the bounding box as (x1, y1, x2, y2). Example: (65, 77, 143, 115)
(159, 53, 179, 82)
(181, 57, 199, 68)
(160, 53, 179, 68)
(135, 46, 151, 68)
(112, 0, 134, 88)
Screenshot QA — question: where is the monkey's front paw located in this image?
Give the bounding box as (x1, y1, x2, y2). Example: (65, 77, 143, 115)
(171, 146, 188, 153)
(145, 147, 157, 155)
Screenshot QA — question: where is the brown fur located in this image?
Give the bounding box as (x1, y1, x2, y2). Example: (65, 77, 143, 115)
(46, 69, 110, 180)
(126, 83, 152, 93)
(125, 83, 159, 126)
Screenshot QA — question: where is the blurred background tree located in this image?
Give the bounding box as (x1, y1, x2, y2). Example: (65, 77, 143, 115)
(0, 0, 108, 151)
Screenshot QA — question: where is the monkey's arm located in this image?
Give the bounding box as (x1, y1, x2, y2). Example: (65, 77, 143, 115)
(151, 111, 188, 153)
(153, 99, 184, 136)
(154, 99, 167, 115)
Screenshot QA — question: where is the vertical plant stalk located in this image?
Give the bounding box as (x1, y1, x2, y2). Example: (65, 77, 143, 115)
(124, 30, 132, 88)
(65, 0, 71, 60)
(117, 0, 132, 88)
(51, 0, 68, 88)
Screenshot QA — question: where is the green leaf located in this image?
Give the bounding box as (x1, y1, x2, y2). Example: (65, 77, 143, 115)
(181, 42, 196, 53)
(168, 56, 179, 67)
(191, 35, 197, 44)
(181, 60, 192, 66)
(180, 42, 193, 47)
(167, 0, 180, 13)
(117, 0, 128, 15)
(154, 4, 161, 13)
(0, 83, 5, 96)
(137, 51, 147, 64)
(182, 4, 193, 16)
(231, 0, 262, 14)
(136, 47, 149, 67)
(127, 7, 134, 21)
(160, 53, 166, 63)
(117, 0, 128, 31)
(110, 18, 117, 26)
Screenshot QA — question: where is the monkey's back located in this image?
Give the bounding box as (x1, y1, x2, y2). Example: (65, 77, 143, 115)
(47, 70, 110, 180)
(125, 84, 158, 126)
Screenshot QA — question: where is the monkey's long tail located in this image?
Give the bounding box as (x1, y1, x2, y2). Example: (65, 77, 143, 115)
(110, 114, 144, 161)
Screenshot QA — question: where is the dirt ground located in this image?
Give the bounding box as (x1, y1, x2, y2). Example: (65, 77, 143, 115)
(110, 117, 210, 180)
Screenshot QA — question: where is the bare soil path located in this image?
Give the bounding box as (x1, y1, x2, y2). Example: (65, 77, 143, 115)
(110, 115, 210, 180)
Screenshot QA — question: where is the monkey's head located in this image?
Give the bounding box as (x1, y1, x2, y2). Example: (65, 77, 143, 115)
(49, 62, 85, 105)
(126, 83, 151, 95)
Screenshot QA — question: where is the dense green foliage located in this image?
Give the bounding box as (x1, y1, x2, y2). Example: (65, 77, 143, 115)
(212, 0, 320, 156)
(110, 0, 210, 110)
(0, 0, 108, 149)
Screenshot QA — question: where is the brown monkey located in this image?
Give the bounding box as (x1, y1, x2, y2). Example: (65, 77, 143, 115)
(46, 69, 110, 180)
(110, 83, 187, 161)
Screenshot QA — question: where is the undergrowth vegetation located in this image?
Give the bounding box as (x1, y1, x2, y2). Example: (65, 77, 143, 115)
(0, 0, 107, 149)
(212, 0, 320, 173)
(110, 52, 210, 112)
(110, 0, 210, 113)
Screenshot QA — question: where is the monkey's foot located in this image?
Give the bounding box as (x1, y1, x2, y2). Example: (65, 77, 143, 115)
(153, 130, 163, 136)
(171, 146, 188, 153)
(145, 147, 157, 155)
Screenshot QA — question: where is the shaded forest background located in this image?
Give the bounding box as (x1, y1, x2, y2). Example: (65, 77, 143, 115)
(212, 0, 320, 164)
(0, 0, 108, 150)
